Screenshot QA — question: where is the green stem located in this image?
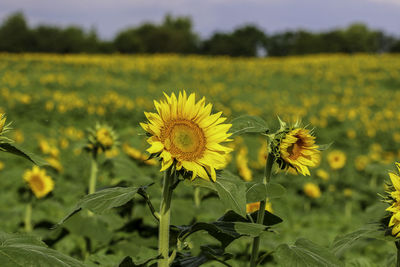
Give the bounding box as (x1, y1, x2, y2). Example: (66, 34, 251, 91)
(250, 153, 275, 267)
(396, 241, 400, 267)
(89, 154, 98, 195)
(24, 202, 32, 233)
(158, 167, 175, 267)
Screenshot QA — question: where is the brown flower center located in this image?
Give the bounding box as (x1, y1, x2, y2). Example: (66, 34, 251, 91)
(161, 119, 206, 161)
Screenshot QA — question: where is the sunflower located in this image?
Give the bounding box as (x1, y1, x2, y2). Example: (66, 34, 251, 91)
(23, 166, 54, 199)
(86, 123, 119, 153)
(246, 200, 273, 214)
(385, 163, 400, 237)
(327, 150, 346, 170)
(303, 182, 321, 199)
(140, 91, 232, 181)
(278, 128, 320, 176)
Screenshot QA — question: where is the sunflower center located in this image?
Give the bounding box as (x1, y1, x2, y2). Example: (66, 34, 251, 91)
(162, 119, 206, 160)
(288, 138, 304, 160)
(30, 175, 45, 192)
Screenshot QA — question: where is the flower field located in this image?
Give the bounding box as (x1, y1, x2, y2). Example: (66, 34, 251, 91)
(1, 53, 400, 266)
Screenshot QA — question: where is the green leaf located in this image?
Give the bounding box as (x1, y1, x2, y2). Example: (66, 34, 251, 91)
(318, 142, 333, 151)
(234, 222, 266, 237)
(230, 115, 268, 137)
(246, 182, 286, 203)
(178, 210, 266, 248)
(173, 246, 233, 267)
(275, 238, 343, 267)
(215, 172, 247, 217)
(246, 183, 267, 203)
(331, 225, 385, 257)
(56, 186, 145, 226)
(0, 143, 47, 166)
(266, 183, 286, 199)
(0, 231, 85, 267)
(249, 210, 283, 226)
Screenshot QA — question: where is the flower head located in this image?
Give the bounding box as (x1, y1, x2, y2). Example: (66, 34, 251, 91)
(140, 91, 232, 181)
(385, 163, 400, 237)
(23, 166, 54, 199)
(86, 123, 119, 154)
(327, 150, 346, 170)
(303, 182, 321, 199)
(271, 119, 320, 176)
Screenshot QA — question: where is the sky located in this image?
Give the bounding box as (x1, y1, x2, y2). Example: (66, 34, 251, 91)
(0, 0, 399, 39)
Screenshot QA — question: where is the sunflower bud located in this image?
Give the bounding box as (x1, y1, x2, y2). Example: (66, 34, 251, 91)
(0, 113, 13, 144)
(269, 118, 320, 176)
(86, 123, 119, 154)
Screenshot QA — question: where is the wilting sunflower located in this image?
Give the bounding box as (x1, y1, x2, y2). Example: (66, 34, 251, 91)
(385, 163, 400, 237)
(140, 91, 232, 181)
(277, 127, 320, 176)
(23, 166, 54, 199)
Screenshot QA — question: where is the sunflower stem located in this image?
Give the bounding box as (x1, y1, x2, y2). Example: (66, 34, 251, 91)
(159, 167, 175, 267)
(396, 241, 400, 267)
(24, 202, 32, 233)
(250, 153, 275, 267)
(88, 153, 98, 195)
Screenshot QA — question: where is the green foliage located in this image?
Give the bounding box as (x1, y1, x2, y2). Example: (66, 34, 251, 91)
(275, 238, 343, 267)
(0, 231, 84, 267)
(230, 115, 269, 137)
(57, 186, 151, 225)
(0, 143, 47, 166)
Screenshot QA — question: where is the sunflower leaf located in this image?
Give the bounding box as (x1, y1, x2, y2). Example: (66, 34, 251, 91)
(246, 182, 267, 203)
(318, 142, 333, 151)
(0, 143, 47, 166)
(0, 231, 85, 267)
(230, 115, 268, 137)
(331, 224, 385, 257)
(178, 210, 267, 248)
(275, 238, 343, 267)
(215, 171, 247, 217)
(55, 185, 150, 227)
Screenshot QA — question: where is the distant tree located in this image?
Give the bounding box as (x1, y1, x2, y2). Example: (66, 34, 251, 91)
(0, 12, 33, 52)
(202, 25, 267, 57)
(114, 14, 198, 54)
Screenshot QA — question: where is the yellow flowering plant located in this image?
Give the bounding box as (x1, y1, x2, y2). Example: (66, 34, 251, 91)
(85, 122, 119, 195)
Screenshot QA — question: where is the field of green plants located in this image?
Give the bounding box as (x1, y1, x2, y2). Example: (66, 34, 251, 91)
(1, 53, 400, 266)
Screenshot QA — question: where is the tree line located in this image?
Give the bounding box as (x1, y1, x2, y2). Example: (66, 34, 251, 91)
(1, 12, 399, 57)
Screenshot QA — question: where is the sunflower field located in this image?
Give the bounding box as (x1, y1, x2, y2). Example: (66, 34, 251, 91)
(1, 53, 400, 266)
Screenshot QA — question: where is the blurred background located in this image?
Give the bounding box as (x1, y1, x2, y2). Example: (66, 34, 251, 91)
(0, 0, 400, 55)
(1, 1, 400, 266)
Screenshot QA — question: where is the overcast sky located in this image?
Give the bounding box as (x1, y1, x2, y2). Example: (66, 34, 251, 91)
(0, 0, 399, 39)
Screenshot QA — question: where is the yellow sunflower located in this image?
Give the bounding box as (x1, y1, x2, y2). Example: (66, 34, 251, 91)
(86, 123, 119, 153)
(246, 200, 273, 214)
(140, 91, 232, 181)
(23, 166, 54, 199)
(386, 163, 400, 237)
(327, 150, 346, 170)
(278, 128, 320, 176)
(303, 182, 321, 199)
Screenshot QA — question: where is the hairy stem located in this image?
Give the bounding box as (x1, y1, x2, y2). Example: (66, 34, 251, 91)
(250, 153, 275, 267)
(24, 202, 32, 233)
(88, 154, 98, 195)
(396, 241, 400, 267)
(158, 167, 175, 267)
